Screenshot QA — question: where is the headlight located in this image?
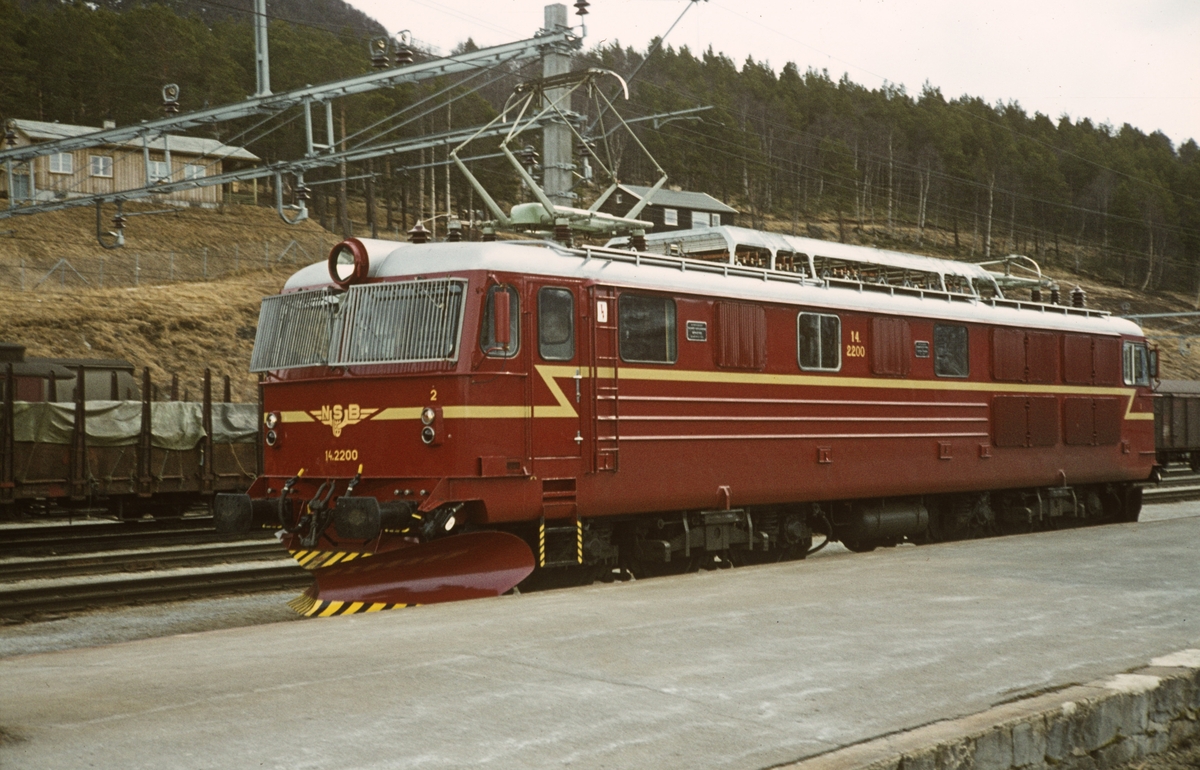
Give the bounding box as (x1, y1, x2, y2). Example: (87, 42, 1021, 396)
(264, 412, 279, 430)
(265, 429, 278, 447)
(421, 406, 436, 425)
(421, 426, 436, 445)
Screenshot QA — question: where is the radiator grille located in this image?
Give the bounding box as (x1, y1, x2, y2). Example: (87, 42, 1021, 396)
(250, 279, 467, 372)
(250, 288, 340, 372)
(337, 279, 466, 366)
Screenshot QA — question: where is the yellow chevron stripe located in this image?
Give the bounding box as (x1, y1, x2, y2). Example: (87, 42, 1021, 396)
(317, 601, 345, 617)
(295, 551, 323, 567)
(323, 552, 346, 566)
(344, 602, 365, 614)
(366, 603, 388, 612)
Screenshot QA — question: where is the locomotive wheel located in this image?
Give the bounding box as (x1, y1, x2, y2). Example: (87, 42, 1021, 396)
(632, 554, 696, 578)
(1120, 487, 1143, 523)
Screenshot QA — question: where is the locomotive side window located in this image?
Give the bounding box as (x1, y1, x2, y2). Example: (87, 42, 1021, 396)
(934, 324, 969, 378)
(797, 312, 841, 371)
(1123, 341, 1150, 386)
(619, 294, 677, 364)
(480, 284, 520, 358)
(538, 287, 575, 361)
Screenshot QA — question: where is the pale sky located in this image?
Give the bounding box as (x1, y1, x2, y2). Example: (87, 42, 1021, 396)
(346, 0, 1199, 148)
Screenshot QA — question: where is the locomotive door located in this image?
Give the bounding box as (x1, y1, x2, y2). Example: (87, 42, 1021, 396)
(589, 285, 619, 472)
(530, 284, 584, 467)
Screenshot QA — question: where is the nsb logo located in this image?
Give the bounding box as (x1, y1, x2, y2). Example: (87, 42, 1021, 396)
(309, 404, 378, 437)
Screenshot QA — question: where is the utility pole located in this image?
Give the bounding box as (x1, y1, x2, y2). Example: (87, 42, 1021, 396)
(542, 4, 573, 207)
(253, 0, 271, 97)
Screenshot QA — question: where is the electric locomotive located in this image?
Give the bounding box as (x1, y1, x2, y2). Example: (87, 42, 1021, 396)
(218, 226, 1157, 615)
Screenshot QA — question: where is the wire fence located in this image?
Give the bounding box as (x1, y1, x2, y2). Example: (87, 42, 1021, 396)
(0, 234, 345, 292)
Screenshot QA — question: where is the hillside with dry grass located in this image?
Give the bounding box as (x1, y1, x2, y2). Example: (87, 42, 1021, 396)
(4, 202, 1200, 396)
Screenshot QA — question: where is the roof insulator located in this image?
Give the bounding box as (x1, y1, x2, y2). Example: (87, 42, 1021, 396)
(369, 37, 391, 69)
(408, 221, 430, 244)
(394, 30, 414, 65)
(446, 218, 463, 242)
(161, 83, 181, 115)
(574, 0, 590, 16)
(554, 217, 572, 246)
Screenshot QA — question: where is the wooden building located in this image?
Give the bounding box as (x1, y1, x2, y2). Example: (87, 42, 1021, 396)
(596, 184, 739, 233)
(1, 119, 259, 207)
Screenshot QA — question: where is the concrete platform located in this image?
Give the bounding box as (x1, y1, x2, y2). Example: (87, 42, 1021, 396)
(2, 513, 1199, 770)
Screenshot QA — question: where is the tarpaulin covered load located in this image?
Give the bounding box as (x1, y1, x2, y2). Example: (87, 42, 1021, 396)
(11, 401, 258, 450)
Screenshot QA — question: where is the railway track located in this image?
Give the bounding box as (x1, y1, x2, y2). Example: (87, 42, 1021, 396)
(0, 542, 288, 582)
(0, 517, 278, 558)
(0, 517, 307, 620)
(0, 564, 310, 619)
(1141, 467, 1200, 504)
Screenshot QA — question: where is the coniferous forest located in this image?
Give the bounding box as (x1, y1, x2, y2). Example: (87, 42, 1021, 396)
(0, 0, 1197, 295)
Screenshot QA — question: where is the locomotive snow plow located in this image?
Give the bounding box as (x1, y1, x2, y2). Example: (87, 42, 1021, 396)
(287, 531, 535, 616)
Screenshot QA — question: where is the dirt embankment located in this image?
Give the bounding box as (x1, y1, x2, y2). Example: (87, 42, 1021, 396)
(0, 268, 293, 402)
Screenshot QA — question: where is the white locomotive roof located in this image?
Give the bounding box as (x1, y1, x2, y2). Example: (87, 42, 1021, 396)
(281, 239, 1143, 338)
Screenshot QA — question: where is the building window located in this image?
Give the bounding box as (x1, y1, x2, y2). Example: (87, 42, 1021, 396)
(183, 164, 206, 180)
(662, 208, 678, 226)
(148, 160, 170, 182)
(48, 153, 73, 175)
(538, 287, 575, 361)
(797, 312, 841, 371)
(694, 211, 710, 227)
(619, 293, 677, 364)
(10, 174, 31, 199)
(711, 213, 721, 226)
(934, 323, 969, 378)
(89, 155, 113, 178)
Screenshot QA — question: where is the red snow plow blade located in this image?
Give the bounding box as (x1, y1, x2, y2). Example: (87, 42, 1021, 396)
(287, 531, 535, 617)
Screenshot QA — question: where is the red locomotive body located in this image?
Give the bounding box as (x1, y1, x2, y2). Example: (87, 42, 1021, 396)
(227, 229, 1155, 613)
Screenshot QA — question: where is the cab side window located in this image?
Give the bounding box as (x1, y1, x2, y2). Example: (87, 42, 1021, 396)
(797, 312, 840, 371)
(934, 323, 969, 377)
(538, 287, 575, 361)
(1123, 341, 1150, 386)
(480, 284, 519, 358)
(619, 293, 677, 364)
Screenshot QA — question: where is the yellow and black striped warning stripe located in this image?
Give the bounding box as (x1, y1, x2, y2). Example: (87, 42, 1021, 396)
(287, 593, 416, 617)
(288, 549, 372, 570)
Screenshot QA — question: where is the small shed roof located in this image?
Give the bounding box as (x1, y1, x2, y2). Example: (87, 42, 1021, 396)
(11, 119, 259, 162)
(618, 184, 738, 214)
